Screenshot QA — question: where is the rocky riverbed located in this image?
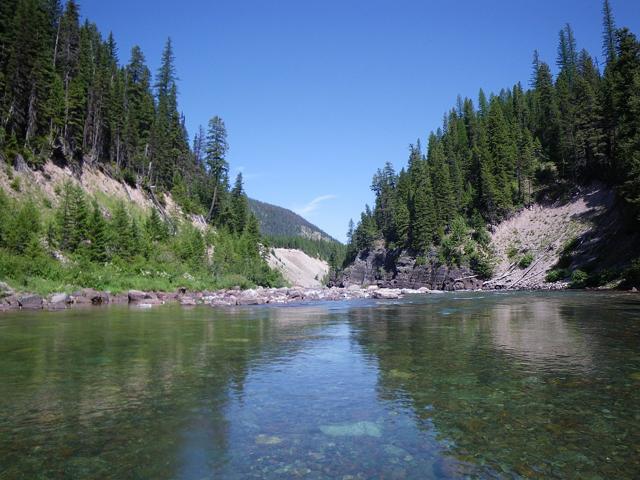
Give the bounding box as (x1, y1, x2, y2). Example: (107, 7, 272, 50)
(0, 282, 438, 312)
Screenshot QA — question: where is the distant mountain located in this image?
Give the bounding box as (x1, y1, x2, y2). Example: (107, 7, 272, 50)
(249, 198, 339, 243)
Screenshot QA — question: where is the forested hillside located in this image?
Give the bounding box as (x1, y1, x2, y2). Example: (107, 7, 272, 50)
(249, 197, 346, 268)
(249, 198, 337, 242)
(0, 0, 283, 293)
(344, 0, 640, 286)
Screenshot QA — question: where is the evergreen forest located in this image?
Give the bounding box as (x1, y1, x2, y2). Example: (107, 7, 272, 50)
(345, 1, 640, 281)
(0, 0, 284, 292)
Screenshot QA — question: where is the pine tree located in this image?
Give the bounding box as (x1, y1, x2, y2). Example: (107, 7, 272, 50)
(410, 173, 436, 253)
(574, 50, 606, 178)
(5, 200, 41, 254)
(230, 172, 249, 233)
(346, 219, 355, 245)
(205, 115, 229, 221)
(110, 202, 132, 258)
(149, 37, 187, 188)
(2, 0, 55, 145)
(602, 0, 617, 66)
(533, 60, 561, 169)
(87, 200, 108, 262)
(145, 207, 167, 242)
(610, 29, 640, 211)
(486, 97, 515, 206)
(56, 182, 88, 251)
(478, 89, 489, 118)
(430, 141, 456, 228)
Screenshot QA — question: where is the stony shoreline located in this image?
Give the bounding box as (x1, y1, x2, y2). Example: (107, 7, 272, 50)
(0, 284, 439, 312)
(1, 282, 632, 313)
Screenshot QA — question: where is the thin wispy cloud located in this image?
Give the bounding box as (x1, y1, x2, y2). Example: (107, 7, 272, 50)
(232, 165, 262, 180)
(294, 194, 337, 215)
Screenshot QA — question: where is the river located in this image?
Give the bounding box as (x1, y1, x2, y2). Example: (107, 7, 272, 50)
(0, 291, 638, 479)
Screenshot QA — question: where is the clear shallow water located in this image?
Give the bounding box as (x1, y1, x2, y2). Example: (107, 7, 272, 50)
(0, 292, 639, 479)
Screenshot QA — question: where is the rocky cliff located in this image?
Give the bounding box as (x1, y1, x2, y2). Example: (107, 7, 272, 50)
(335, 244, 483, 291)
(338, 184, 639, 292)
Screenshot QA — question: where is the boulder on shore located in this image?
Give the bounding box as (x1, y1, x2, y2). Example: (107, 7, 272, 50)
(179, 296, 198, 306)
(18, 294, 43, 310)
(48, 293, 71, 309)
(71, 289, 109, 305)
(372, 289, 402, 299)
(236, 289, 266, 305)
(128, 290, 162, 304)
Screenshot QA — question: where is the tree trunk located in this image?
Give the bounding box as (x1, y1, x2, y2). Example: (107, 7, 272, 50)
(207, 183, 219, 222)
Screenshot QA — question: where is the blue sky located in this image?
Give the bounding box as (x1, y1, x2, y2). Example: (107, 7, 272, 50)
(80, 0, 639, 242)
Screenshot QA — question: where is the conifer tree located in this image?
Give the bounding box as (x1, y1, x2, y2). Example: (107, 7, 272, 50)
(5, 200, 41, 254)
(56, 182, 88, 251)
(87, 200, 108, 262)
(602, 0, 617, 65)
(230, 173, 249, 233)
(205, 115, 229, 221)
(145, 208, 167, 242)
(410, 172, 436, 253)
(110, 202, 132, 258)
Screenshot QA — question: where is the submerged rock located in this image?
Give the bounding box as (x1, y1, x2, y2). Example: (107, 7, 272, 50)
(320, 421, 382, 438)
(389, 369, 413, 380)
(255, 434, 283, 445)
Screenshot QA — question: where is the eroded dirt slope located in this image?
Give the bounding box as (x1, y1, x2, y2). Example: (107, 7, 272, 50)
(268, 248, 329, 288)
(486, 185, 636, 289)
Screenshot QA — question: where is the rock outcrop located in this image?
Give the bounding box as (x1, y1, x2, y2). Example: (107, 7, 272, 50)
(336, 245, 482, 291)
(17, 294, 44, 310)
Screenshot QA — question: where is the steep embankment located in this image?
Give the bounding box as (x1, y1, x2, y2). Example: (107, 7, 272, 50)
(267, 248, 329, 288)
(485, 184, 638, 289)
(0, 157, 208, 230)
(338, 185, 638, 291)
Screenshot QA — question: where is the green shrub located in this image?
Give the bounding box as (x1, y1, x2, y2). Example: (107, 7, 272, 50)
(570, 269, 589, 288)
(585, 268, 618, 288)
(470, 250, 495, 279)
(10, 177, 21, 192)
(545, 268, 568, 282)
(518, 252, 534, 269)
(624, 259, 640, 288)
(122, 169, 137, 188)
(414, 255, 427, 266)
(507, 245, 519, 260)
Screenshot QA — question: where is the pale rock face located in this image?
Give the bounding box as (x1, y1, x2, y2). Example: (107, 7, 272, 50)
(267, 248, 329, 288)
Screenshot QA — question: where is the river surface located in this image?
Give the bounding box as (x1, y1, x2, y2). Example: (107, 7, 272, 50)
(0, 291, 639, 479)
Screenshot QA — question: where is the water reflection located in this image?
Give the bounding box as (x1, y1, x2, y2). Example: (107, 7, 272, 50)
(0, 293, 638, 479)
(351, 292, 640, 478)
(489, 296, 593, 371)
